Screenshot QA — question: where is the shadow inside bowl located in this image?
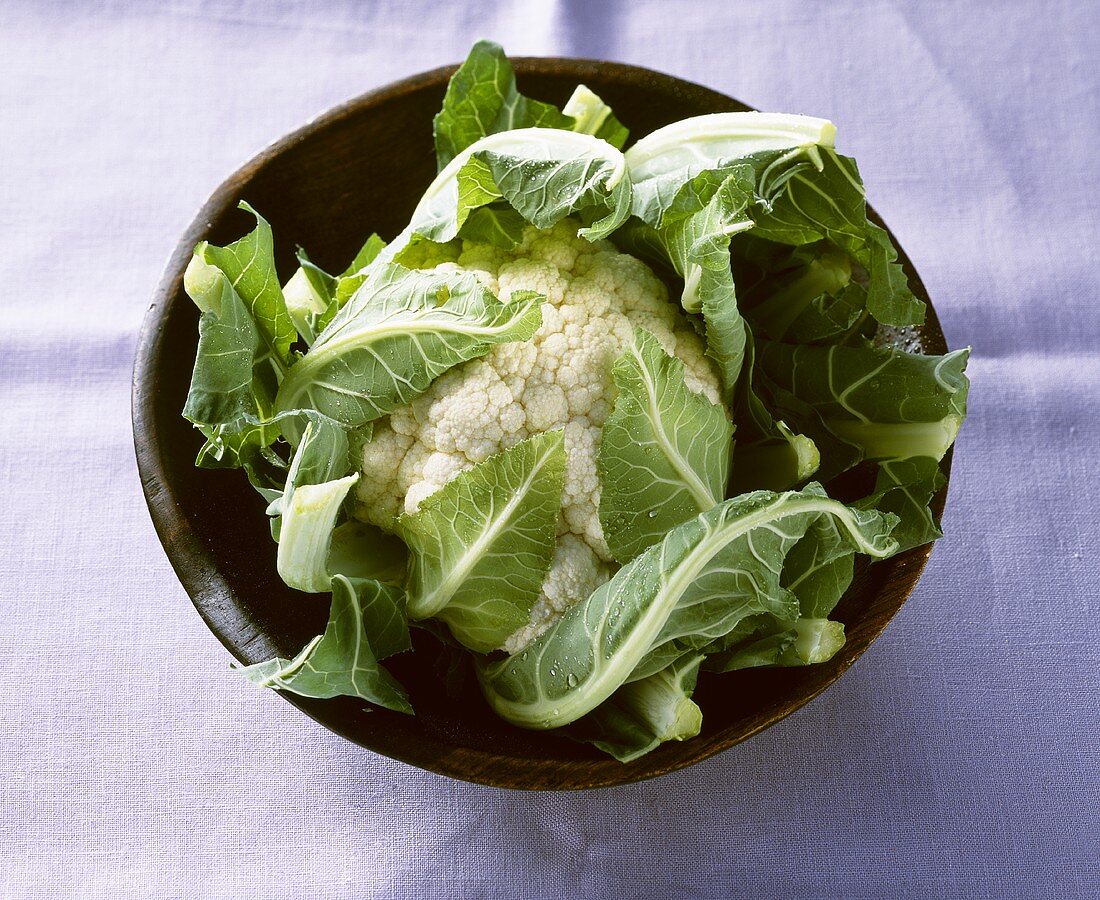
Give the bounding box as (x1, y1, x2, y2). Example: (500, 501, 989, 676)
(133, 57, 948, 790)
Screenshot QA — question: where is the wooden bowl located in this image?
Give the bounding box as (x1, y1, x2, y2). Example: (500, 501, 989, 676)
(133, 57, 949, 790)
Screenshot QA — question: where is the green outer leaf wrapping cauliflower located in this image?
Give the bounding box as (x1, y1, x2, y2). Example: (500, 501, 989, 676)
(355, 219, 724, 652)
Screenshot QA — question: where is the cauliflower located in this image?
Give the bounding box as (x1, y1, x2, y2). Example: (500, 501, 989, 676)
(355, 219, 723, 651)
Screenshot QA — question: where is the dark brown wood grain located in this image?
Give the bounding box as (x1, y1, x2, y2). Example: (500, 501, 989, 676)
(132, 57, 950, 790)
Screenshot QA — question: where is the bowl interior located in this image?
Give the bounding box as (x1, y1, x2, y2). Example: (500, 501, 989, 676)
(134, 58, 947, 790)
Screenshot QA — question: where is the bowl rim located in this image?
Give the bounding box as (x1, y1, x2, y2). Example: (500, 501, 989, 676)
(133, 55, 947, 790)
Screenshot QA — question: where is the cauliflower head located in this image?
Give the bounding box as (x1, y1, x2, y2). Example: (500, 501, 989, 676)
(355, 219, 723, 651)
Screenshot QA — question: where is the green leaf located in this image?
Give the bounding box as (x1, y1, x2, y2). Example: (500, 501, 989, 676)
(864, 221, 924, 327)
(729, 416, 821, 493)
(629, 212, 827, 495)
(274, 415, 358, 593)
(282, 256, 331, 347)
(624, 112, 836, 227)
(236, 575, 412, 712)
(702, 507, 859, 673)
(275, 265, 542, 428)
(398, 429, 567, 654)
(621, 120, 925, 468)
(456, 205, 528, 249)
(742, 247, 857, 342)
(181, 267, 286, 473)
(286, 236, 390, 346)
(784, 282, 867, 345)
(758, 341, 969, 548)
(704, 617, 845, 672)
(333, 233, 388, 307)
(782, 513, 859, 618)
(700, 506, 878, 672)
(751, 150, 926, 327)
(181, 206, 305, 472)
(564, 653, 704, 762)
(615, 165, 757, 394)
(856, 456, 947, 552)
(433, 40, 574, 170)
(758, 342, 971, 463)
(279, 412, 349, 493)
(409, 128, 631, 248)
(340, 234, 389, 278)
(479, 483, 897, 730)
(598, 330, 733, 563)
(486, 149, 629, 236)
(193, 419, 283, 472)
(326, 520, 408, 585)
(735, 368, 851, 487)
(728, 334, 821, 492)
(703, 622, 795, 671)
(182, 273, 266, 432)
(752, 148, 866, 246)
(298, 251, 338, 305)
(562, 84, 630, 149)
(196, 202, 295, 376)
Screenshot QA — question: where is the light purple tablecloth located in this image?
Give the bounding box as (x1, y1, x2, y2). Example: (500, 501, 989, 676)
(2, 1, 1097, 896)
